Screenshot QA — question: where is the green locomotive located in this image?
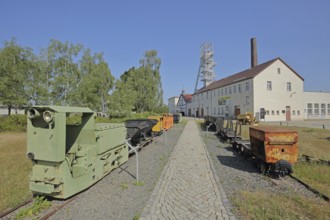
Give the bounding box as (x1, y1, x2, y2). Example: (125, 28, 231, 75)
(27, 106, 128, 199)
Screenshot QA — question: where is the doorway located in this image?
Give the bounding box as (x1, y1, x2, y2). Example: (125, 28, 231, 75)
(286, 106, 291, 121)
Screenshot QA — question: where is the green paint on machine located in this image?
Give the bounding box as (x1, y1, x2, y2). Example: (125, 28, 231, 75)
(27, 106, 128, 199)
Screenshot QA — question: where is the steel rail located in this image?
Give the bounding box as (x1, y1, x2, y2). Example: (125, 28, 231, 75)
(0, 198, 32, 219)
(289, 174, 329, 202)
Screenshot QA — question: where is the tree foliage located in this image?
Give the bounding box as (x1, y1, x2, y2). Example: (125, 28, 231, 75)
(46, 39, 83, 105)
(74, 49, 114, 111)
(0, 38, 166, 117)
(109, 50, 165, 115)
(0, 39, 34, 114)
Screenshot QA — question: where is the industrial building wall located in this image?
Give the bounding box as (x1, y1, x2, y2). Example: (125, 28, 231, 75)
(303, 92, 330, 120)
(168, 97, 179, 114)
(253, 60, 304, 121)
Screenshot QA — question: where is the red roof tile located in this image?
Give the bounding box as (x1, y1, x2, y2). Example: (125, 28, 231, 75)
(182, 94, 192, 102)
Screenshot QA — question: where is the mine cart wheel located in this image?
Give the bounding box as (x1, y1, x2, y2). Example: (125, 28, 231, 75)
(239, 145, 244, 155)
(258, 161, 267, 175)
(232, 142, 237, 150)
(279, 168, 288, 178)
(277, 160, 292, 177)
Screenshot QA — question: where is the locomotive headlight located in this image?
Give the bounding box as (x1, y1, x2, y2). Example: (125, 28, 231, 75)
(28, 108, 41, 119)
(43, 110, 54, 123)
(27, 152, 35, 160)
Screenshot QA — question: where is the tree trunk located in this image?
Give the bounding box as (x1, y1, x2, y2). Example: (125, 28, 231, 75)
(7, 104, 12, 115)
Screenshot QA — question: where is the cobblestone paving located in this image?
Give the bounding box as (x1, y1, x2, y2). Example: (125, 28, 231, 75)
(140, 120, 233, 220)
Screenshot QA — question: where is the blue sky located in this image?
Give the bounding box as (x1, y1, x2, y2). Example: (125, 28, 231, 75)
(1, 1, 329, 104)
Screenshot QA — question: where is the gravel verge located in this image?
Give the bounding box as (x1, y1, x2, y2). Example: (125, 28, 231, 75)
(200, 129, 327, 219)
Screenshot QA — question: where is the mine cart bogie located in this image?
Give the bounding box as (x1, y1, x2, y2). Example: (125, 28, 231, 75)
(204, 116, 217, 131)
(215, 117, 237, 143)
(125, 119, 157, 146)
(27, 106, 128, 199)
(173, 114, 182, 123)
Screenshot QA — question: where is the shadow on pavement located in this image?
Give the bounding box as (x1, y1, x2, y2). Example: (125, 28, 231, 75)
(216, 146, 259, 174)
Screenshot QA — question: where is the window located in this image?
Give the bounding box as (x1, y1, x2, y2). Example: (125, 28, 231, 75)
(266, 110, 269, 115)
(246, 82, 249, 91)
(277, 68, 281, 74)
(221, 89, 223, 96)
(287, 82, 291, 91)
(246, 96, 249, 105)
(276, 110, 280, 115)
(307, 103, 312, 115)
(267, 81, 272, 91)
(233, 85, 236, 93)
(271, 110, 275, 115)
(206, 92, 208, 99)
(328, 104, 330, 115)
(314, 103, 319, 115)
(229, 87, 232, 94)
(321, 103, 326, 115)
(225, 88, 227, 95)
(297, 110, 300, 115)
(238, 84, 242, 93)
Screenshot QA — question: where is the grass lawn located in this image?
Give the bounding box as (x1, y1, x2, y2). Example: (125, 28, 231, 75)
(0, 132, 32, 212)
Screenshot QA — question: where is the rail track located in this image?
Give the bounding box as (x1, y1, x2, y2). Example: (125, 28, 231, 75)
(0, 196, 77, 220)
(269, 174, 329, 202)
(0, 198, 32, 219)
(288, 174, 329, 202)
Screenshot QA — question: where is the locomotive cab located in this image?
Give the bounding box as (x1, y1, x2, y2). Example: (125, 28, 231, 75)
(27, 106, 128, 198)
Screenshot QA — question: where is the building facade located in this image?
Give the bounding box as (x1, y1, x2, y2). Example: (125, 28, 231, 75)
(188, 57, 309, 121)
(304, 92, 330, 120)
(177, 91, 192, 116)
(168, 96, 179, 114)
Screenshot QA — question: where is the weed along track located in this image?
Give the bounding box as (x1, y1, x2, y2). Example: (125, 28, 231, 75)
(288, 174, 330, 202)
(0, 198, 32, 219)
(0, 196, 76, 220)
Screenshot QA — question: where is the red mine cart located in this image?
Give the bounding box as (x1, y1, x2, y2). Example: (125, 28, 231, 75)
(249, 126, 298, 176)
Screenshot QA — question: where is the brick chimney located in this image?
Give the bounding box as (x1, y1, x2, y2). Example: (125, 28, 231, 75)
(251, 38, 258, 68)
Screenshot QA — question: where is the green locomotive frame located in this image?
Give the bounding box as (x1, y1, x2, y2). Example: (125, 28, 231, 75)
(27, 106, 128, 199)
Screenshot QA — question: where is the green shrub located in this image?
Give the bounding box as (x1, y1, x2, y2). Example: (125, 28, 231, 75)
(0, 114, 27, 132)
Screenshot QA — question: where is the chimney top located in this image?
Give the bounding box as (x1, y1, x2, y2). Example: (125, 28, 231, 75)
(251, 38, 258, 68)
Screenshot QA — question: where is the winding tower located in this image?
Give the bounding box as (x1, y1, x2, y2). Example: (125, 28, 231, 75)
(194, 42, 216, 92)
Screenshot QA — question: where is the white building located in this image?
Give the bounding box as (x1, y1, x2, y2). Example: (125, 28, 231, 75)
(188, 56, 330, 121)
(168, 96, 179, 114)
(304, 92, 330, 119)
(189, 57, 305, 121)
(176, 90, 192, 116)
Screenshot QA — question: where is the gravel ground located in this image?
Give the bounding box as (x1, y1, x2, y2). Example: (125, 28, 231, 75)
(6, 122, 185, 220)
(200, 129, 327, 219)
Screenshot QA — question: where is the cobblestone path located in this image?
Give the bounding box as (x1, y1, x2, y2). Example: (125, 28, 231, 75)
(140, 120, 233, 220)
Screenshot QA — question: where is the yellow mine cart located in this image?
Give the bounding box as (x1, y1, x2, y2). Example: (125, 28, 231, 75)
(162, 114, 173, 130)
(148, 116, 163, 135)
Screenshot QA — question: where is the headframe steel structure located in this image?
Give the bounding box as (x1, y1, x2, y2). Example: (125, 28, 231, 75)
(194, 42, 216, 92)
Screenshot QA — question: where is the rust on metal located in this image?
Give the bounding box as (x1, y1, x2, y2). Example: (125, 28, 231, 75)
(249, 126, 298, 164)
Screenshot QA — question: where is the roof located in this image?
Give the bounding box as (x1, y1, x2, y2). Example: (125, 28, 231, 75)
(194, 57, 304, 95)
(181, 94, 192, 103)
